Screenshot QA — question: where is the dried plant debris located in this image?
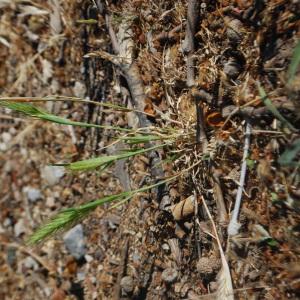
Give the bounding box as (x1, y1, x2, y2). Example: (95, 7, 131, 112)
(0, 0, 300, 299)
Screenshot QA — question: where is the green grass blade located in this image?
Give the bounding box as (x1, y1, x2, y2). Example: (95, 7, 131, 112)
(278, 138, 300, 167)
(257, 82, 297, 131)
(0, 96, 150, 115)
(63, 143, 166, 171)
(0, 101, 131, 132)
(27, 193, 125, 244)
(119, 134, 163, 145)
(27, 176, 175, 244)
(288, 40, 300, 85)
(76, 19, 98, 24)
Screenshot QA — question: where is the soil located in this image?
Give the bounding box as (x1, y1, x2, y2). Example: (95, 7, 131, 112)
(0, 1, 300, 300)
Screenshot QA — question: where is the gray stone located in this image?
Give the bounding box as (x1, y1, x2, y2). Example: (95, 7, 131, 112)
(63, 224, 86, 259)
(77, 271, 86, 281)
(24, 187, 42, 202)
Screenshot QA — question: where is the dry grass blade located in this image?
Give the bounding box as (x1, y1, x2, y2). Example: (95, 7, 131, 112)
(257, 82, 297, 132)
(201, 196, 234, 300)
(287, 40, 300, 85)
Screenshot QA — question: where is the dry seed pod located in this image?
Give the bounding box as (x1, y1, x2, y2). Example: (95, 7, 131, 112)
(197, 256, 221, 275)
(162, 268, 178, 284)
(226, 18, 243, 44)
(171, 195, 195, 221)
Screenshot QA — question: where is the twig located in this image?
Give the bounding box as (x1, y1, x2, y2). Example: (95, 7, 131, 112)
(222, 99, 296, 118)
(228, 122, 252, 236)
(105, 14, 120, 54)
(183, 1, 207, 147)
(183, 0, 199, 86)
(193, 186, 201, 257)
(212, 168, 228, 225)
(0, 242, 55, 273)
(192, 89, 208, 149)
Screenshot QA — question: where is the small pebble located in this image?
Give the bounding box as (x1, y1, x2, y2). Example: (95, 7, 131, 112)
(161, 268, 178, 284)
(0, 143, 7, 151)
(120, 276, 134, 294)
(23, 256, 39, 270)
(84, 254, 93, 263)
(73, 81, 86, 98)
(3, 218, 12, 227)
(2, 132, 12, 143)
(14, 219, 26, 237)
(46, 196, 56, 208)
(23, 186, 42, 202)
(162, 243, 170, 251)
(77, 271, 86, 281)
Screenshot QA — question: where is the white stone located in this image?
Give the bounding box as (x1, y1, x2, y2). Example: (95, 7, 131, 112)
(2, 132, 12, 143)
(23, 256, 39, 270)
(41, 166, 65, 185)
(14, 219, 26, 237)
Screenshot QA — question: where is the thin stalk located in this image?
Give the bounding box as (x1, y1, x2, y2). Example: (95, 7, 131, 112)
(0, 96, 154, 117)
(228, 122, 251, 236)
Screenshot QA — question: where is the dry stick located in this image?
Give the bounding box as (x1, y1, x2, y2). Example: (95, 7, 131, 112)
(212, 169, 228, 225)
(192, 89, 208, 148)
(100, 10, 166, 194)
(0, 242, 55, 273)
(192, 177, 202, 257)
(222, 99, 296, 118)
(183, 0, 198, 83)
(183, 1, 207, 147)
(228, 122, 252, 236)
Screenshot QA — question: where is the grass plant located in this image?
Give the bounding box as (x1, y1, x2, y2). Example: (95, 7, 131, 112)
(0, 98, 178, 244)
